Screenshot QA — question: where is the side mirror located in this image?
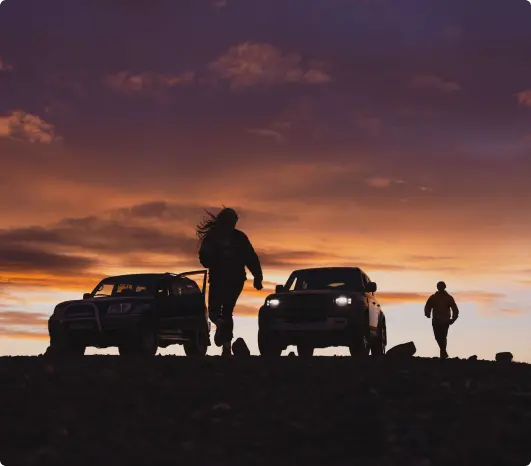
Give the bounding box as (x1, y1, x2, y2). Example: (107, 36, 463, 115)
(366, 282, 377, 293)
(275, 285, 285, 293)
(83, 293, 91, 300)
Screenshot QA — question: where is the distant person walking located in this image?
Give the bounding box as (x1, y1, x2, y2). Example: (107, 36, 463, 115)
(197, 207, 263, 356)
(424, 281, 459, 359)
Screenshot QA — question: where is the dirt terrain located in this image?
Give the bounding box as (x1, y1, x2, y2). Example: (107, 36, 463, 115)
(0, 355, 530, 466)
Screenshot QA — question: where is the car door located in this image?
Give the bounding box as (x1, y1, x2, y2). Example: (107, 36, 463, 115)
(362, 272, 380, 331)
(155, 279, 172, 333)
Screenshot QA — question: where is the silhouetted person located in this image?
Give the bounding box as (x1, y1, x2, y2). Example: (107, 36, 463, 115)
(197, 207, 263, 356)
(424, 281, 459, 359)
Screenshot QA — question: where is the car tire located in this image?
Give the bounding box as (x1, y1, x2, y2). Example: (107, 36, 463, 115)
(183, 332, 208, 357)
(370, 324, 386, 356)
(120, 324, 158, 357)
(297, 345, 314, 357)
(258, 329, 282, 357)
(349, 333, 370, 357)
(50, 340, 85, 357)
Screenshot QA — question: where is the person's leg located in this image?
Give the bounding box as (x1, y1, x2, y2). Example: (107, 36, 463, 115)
(208, 280, 225, 347)
(219, 280, 245, 354)
(433, 322, 450, 358)
(440, 323, 450, 357)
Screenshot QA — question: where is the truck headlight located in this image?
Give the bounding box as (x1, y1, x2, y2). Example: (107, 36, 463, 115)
(335, 296, 351, 306)
(266, 298, 280, 308)
(108, 303, 132, 314)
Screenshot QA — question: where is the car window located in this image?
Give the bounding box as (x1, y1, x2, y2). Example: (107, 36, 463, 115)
(293, 269, 364, 292)
(155, 280, 169, 297)
(288, 277, 297, 291)
(171, 278, 200, 295)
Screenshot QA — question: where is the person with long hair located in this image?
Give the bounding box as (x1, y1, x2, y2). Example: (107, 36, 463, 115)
(197, 207, 263, 356)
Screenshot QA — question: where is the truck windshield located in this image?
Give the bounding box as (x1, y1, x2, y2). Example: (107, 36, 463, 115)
(291, 268, 364, 292)
(91, 277, 157, 298)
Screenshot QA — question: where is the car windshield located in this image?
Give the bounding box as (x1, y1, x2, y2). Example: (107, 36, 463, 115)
(289, 269, 364, 292)
(91, 276, 158, 298)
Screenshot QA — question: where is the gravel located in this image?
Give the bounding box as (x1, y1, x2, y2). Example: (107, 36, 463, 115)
(0, 356, 530, 466)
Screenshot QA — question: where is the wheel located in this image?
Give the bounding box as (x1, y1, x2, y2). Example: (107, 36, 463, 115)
(370, 324, 386, 356)
(258, 329, 282, 356)
(66, 342, 86, 356)
(48, 339, 86, 357)
(183, 332, 208, 357)
(349, 332, 370, 357)
(297, 345, 314, 357)
(119, 324, 158, 357)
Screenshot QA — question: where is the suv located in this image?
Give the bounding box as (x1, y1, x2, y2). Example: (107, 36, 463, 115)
(257, 267, 387, 357)
(47, 270, 210, 357)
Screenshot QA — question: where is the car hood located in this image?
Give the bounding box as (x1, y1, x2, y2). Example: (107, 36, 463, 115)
(272, 289, 364, 297)
(55, 296, 154, 314)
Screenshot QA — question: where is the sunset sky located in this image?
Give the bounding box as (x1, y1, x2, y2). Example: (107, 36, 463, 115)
(1, 0, 531, 361)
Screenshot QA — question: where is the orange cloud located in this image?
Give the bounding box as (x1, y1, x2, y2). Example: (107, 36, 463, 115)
(209, 42, 331, 88)
(0, 111, 58, 144)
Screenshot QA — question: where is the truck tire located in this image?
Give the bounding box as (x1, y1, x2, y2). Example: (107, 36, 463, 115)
(258, 329, 282, 357)
(49, 340, 86, 357)
(183, 332, 208, 357)
(119, 324, 158, 357)
(297, 345, 314, 357)
(370, 324, 386, 356)
(349, 332, 369, 357)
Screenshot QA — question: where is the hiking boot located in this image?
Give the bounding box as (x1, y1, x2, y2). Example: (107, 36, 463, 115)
(440, 349, 449, 359)
(214, 319, 227, 347)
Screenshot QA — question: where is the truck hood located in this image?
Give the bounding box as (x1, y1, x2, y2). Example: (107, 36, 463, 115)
(55, 296, 154, 315)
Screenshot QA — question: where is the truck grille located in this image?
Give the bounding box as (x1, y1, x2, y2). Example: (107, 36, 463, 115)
(280, 295, 333, 322)
(64, 304, 97, 319)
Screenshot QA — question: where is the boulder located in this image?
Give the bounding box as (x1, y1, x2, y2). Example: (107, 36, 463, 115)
(386, 342, 416, 358)
(468, 355, 478, 361)
(495, 352, 513, 363)
(232, 337, 251, 357)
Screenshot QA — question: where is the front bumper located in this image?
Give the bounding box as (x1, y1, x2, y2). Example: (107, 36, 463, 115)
(260, 316, 365, 348)
(48, 312, 143, 348)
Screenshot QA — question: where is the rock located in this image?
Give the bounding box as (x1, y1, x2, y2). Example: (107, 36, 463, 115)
(211, 402, 232, 412)
(468, 355, 478, 361)
(386, 342, 416, 358)
(495, 352, 513, 363)
(232, 337, 251, 357)
(288, 351, 296, 357)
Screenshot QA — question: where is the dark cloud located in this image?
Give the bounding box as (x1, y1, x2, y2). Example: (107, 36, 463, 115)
(0, 216, 198, 257)
(111, 201, 298, 226)
(0, 244, 97, 275)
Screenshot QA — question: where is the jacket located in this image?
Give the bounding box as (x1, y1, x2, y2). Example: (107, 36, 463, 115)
(424, 290, 459, 324)
(199, 229, 263, 283)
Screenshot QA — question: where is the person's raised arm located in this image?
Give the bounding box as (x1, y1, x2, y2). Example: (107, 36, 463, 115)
(241, 232, 263, 289)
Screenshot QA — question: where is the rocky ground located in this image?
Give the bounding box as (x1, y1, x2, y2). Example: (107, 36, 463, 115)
(0, 355, 530, 466)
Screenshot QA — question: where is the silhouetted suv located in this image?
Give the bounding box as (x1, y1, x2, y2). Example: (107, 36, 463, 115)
(47, 271, 210, 357)
(258, 267, 387, 357)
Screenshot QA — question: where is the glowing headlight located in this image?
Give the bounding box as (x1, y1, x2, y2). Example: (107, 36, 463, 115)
(335, 296, 352, 306)
(267, 298, 280, 308)
(108, 303, 132, 314)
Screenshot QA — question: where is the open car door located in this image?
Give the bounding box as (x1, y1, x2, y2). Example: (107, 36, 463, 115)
(175, 269, 207, 296)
